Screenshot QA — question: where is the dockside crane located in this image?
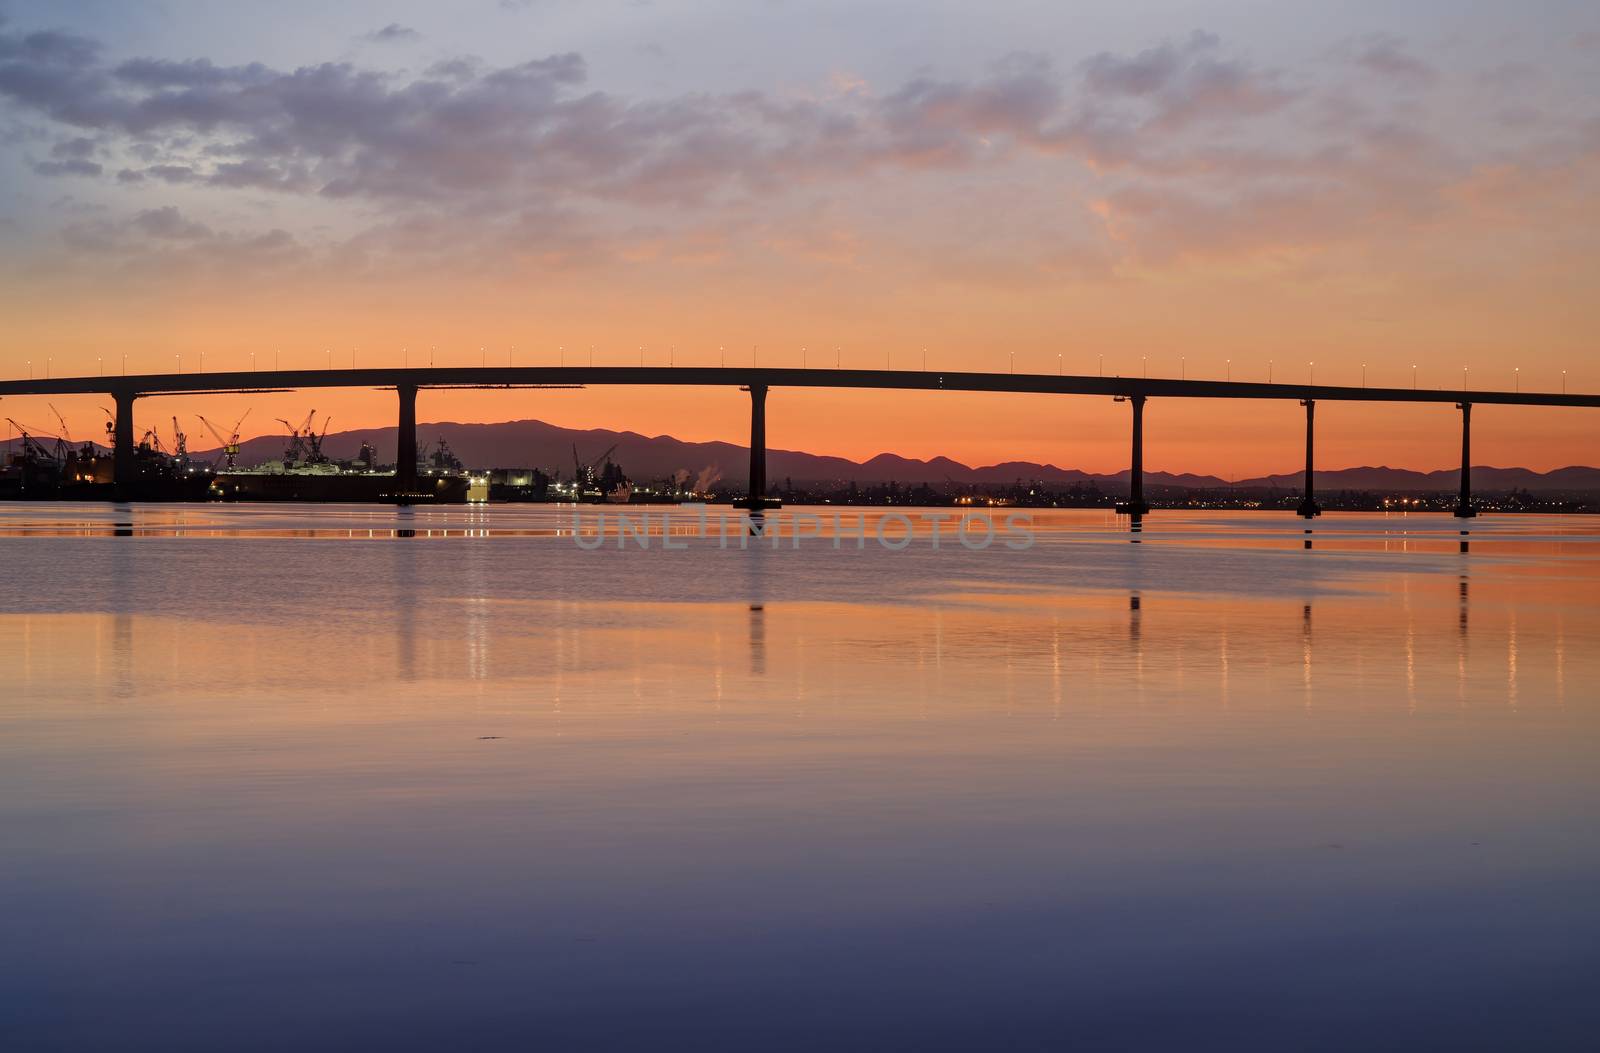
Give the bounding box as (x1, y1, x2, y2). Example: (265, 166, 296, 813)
(196, 409, 249, 469)
(4, 418, 61, 465)
(304, 413, 331, 464)
(46, 404, 76, 461)
(572, 442, 618, 492)
(276, 410, 315, 462)
(171, 416, 190, 466)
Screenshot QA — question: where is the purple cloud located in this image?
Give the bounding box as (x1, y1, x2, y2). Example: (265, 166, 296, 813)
(3, 19, 1581, 274)
(365, 24, 420, 44)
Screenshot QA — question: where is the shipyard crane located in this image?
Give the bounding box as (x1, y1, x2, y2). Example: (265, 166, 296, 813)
(196, 411, 249, 469)
(46, 404, 75, 460)
(275, 418, 303, 462)
(226, 409, 249, 466)
(275, 410, 316, 462)
(572, 443, 618, 491)
(304, 413, 331, 464)
(170, 416, 190, 465)
(4, 418, 61, 465)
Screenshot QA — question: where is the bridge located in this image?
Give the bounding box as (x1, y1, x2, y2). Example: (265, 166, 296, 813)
(3, 365, 1597, 514)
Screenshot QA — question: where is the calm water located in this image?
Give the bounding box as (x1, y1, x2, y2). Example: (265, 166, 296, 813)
(1, 504, 1596, 1051)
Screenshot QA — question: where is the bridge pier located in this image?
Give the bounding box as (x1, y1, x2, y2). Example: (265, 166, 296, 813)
(112, 389, 137, 502)
(737, 383, 779, 511)
(1455, 402, 1476, 518)
(395, 383, 417, 501)
(1297, 399, 1321, 518)
(1115, 395, 1150, 516)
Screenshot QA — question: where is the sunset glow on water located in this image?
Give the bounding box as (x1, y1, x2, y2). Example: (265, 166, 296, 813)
(2, 507, 1596, 1048)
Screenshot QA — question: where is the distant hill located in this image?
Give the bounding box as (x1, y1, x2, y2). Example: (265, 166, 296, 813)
(192, 418, 1600, 493)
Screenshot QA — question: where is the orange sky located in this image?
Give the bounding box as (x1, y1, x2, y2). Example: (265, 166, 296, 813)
(1, 4, 1596, 474)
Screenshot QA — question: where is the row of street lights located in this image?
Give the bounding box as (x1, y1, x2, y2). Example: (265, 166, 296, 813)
(14, 350, 1575, 394)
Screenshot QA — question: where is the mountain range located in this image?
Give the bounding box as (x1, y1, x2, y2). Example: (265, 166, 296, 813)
(195, 418, 1600, 493)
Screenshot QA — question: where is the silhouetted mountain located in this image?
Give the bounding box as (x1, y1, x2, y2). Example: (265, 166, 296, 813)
(193, 418, 1600, 493)
(1232, 465, 1600, 491)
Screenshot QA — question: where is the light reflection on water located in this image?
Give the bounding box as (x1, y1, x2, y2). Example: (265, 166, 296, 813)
(0, 504, 1597, 1050)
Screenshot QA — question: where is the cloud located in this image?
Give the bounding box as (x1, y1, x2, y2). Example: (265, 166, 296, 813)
(1, 24, 1300, 210)
(364, 24, 419, 44)
(50, 135, 96, 158)
(148, 163, 198, 182)
(131, 205, 211, 239)
(1, 20, 1585, 277)
(1081, 31, 1296, 130)
(1341, 35, 1436, 84)
(0, 27, 100, 67)
(59, 205, 303, 275)
(113, 57, 275, 89)
(33, 157, 100, 176)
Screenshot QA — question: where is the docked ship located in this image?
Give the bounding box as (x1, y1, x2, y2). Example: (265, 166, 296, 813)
(4, 409, 470, 503)
(2, 414, 212, 500)
(213, 432, 469, 503)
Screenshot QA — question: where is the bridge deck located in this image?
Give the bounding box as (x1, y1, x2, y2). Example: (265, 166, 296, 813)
(1, 366, 1595, 408)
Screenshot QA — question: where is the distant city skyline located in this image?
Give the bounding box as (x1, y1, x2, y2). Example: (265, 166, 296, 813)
(1, 1, 1596, 474)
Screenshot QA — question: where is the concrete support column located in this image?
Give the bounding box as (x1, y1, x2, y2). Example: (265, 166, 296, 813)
(737, 383, 777, 510)
(396, 383, 418, 500)
(1297, 399, 1321, 518)
(1116, 394, 1150, 516)
(112, 389, 137, 502)
(1455, 402, 1476, 518)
